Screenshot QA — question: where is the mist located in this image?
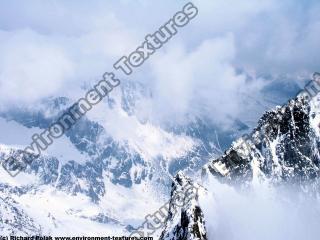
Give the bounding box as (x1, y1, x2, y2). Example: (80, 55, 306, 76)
(200, 176, 320, 240)
(1, 0, 320, 127)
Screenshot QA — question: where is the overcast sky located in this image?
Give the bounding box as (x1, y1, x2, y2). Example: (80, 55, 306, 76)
(0, 0, 319, 126)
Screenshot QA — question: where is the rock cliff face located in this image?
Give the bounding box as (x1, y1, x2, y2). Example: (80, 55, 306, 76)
(205, 92, 320, 191)
(160, 172, 207, 240)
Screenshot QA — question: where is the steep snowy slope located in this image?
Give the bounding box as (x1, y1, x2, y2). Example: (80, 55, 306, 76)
(0, 82, 223, 235)
(0, 187, 42, 235)
(204, 90, 320, 189)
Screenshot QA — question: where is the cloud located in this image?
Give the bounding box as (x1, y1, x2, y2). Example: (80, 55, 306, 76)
(147, 34, 265, 126)
(191, 0, 320, 76)
(0, 29, 75, 105)
(132, 0, 320, 125)
(0, 1, 141, 107)
(201, 177, 320, 240)
(0, 0, 319, 125)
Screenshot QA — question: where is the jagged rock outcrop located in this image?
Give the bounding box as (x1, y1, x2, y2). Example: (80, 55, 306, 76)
(203, 90, 320, 192)
(160, 172, 207, 240)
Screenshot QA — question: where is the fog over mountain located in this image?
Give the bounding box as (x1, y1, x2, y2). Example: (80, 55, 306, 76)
(0, 0, 319, 238)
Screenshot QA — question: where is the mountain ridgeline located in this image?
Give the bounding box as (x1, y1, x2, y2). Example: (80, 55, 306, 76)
(160, 75, 320, 239)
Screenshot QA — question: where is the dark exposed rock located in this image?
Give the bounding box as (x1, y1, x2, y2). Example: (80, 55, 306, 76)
(160, 172, 207, 240)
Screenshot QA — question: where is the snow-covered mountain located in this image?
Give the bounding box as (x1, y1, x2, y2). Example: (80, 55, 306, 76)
(159, 172, 207, 240)
(160, 76, 320, 240)
(204, 88, 320, 190)
(0, 79, 244, 235)
(0, 75, 307, 236)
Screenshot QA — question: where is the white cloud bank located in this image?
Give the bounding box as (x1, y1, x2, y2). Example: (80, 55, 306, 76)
(201, 177, 320, 240)
(0, 0, 319, 124)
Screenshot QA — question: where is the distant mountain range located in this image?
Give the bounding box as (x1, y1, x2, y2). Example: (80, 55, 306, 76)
(0, 77, 306, 236)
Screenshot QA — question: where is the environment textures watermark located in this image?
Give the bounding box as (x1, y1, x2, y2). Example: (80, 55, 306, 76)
(2, 2, 198, 177)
